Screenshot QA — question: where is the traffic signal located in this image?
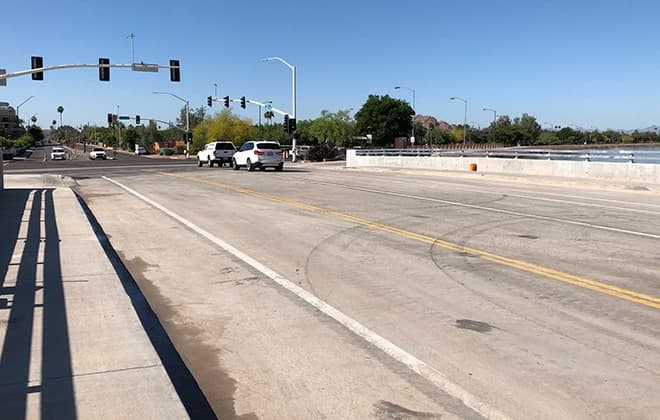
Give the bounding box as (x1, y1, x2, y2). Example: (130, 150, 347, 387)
(283, 114, 289, 133)
(207, 96, 212, 107)
(99, 58, 110, 81)
(223, 96, 230, 108)
(169, 59, 180, 82)
(135, 115, 140, 125)
(288, 118, 296, 133)
(240, 96, 246, 109)
(31, 56, 44, 80)
(107, 113, 113, 124)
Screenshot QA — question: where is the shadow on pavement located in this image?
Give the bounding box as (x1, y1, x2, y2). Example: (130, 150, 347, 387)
(74, 192, 216, 420)
(0, 189, 77, 419)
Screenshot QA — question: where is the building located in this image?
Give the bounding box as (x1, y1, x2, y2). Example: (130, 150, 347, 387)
(0, 102, 24, 139)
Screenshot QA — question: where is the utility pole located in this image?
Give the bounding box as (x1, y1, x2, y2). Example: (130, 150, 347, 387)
(127, 32, 136, 64)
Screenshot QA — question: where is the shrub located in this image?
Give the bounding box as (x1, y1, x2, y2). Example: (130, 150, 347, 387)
(307, 144, 337, 162)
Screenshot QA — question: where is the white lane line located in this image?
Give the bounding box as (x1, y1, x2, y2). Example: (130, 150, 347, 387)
(101, 176, 509, 420)
(300, 179, 660, 240)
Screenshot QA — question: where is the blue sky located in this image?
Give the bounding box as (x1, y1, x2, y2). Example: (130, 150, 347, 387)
(2, 0, 659, 131)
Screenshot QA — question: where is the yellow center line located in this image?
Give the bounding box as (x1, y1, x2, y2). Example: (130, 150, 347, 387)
(156, 171, 660, 310)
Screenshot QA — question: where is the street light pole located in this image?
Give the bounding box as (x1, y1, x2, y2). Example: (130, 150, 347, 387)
(15, 95, 35, 124)
(482, 108, 496, 143)
(153, 91, 190, 157)
(450, 97, 468, 148)
(394, 86, 416, 146)
(262, 56, 297, 161)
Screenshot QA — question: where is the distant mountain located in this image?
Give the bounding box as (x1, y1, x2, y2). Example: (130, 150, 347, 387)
(413, 115, 456, 130)
(630, 125, 659, 134)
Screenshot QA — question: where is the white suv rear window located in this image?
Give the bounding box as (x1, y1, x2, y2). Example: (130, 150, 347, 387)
(256, 143, 280, 150)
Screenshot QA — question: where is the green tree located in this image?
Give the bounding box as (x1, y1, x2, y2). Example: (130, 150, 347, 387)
(254, 123, 290, 145)
(427, 127, 455, 145)
(492, 116, 516, 145)
(191, 109, 255, 150)
(123, 126, 140, 151)
(141, 120, 162, 150)
(536, 131, 560, 145)
(176, 105, 206, 131)
(514, 113, 541, 145)
(28, 125, 44, 143)
(309, 109, 355, 146)
(556, 127, 579, 144)
(15, 133, 35, 148)
(354, 95, 413, 146)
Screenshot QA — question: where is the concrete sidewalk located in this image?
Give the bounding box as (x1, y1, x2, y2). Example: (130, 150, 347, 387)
(0, 174, 195, 419)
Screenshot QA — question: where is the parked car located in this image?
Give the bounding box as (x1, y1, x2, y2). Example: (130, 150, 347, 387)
(197, 141, 237, 167)
(89, 147, 107, 160)
(233, 141, 284, 171)
(50, 147, 66, 160)
(135, 145, 147, 155)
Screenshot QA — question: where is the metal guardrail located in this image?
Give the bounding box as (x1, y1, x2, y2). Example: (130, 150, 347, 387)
(354, 148, 660, 164)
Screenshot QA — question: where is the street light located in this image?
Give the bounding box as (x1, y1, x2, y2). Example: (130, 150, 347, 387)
(394, 86, 416, 145)
(482, 108, 496, 143)
(16, 95, 35, 125)
(450, 97, 468, 148)
(153, 91, 189, 157)
(262, 56, 297, 161)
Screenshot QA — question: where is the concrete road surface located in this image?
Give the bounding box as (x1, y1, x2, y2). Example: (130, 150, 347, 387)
(74, 163, 660, 419)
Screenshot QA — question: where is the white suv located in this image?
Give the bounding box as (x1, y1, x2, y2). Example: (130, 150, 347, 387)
(233, 141, 284, 171)
(50, 146, 66, 160)
(89, 147, 107, 160)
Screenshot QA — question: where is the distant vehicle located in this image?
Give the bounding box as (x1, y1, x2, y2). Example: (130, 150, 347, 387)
(50, 147, 66, 160)
(89, 147, 107, 160)
(197, 141, 237, 167)
(294, 145, 311, 159)
(233, 141, 284, 171)
(135, 145, 147, 155)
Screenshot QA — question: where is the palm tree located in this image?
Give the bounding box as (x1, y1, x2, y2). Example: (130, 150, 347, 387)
(57, 106, 64, 127)
(264, 110, 274, 125)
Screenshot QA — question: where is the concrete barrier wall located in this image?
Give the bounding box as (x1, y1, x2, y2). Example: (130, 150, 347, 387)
(346, 150, 660, 184)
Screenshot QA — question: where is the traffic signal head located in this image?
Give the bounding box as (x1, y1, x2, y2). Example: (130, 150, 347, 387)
(207, 96, 212, 107)
(223, 96, 230, 108)
(99, 58, 110, 81)
(136, 115, 140, 125)
(283, 114, 290, 133)
(288, 118, 296, 133)
(31, 56, 44, 80)
(107, 113, 113, 124)
(240, 96, 246, 109)
(169, 59, 180, 82)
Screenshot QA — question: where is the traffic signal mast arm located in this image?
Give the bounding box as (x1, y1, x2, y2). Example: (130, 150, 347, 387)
(236, 98, 289, 116)
(0, 62, 180, 82)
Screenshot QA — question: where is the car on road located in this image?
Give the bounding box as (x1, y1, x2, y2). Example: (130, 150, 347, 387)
(135, 145, 147, 155)
(50, 147, 66, 160)
(197, 141, 237, 167)
(294, 145, 311, 159)
(233, 141, 284, 171)
(89, 147, 107, 160)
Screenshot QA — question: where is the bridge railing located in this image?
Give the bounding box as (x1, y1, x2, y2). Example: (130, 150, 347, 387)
(354, 148, 660, 164)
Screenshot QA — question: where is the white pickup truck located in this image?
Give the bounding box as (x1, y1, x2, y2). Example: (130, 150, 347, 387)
(197, 141, 237, 167)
